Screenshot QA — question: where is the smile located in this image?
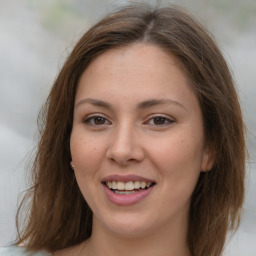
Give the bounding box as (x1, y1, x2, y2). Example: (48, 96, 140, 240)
(105, 181, 154, 194)
(102, 175, 156, 206)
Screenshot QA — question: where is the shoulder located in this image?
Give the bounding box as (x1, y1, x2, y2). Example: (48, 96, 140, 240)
(0, 246, 51, 256)
(52, 242, 86, 256)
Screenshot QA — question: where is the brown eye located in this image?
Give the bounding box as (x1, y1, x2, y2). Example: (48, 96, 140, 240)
(94, 117, 106, 125)
(84, 116, 110, 126)
(153, 117, 167, 125)
(146, 116, 174, 126)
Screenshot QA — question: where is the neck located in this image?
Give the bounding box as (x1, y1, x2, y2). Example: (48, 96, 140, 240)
(83, 215, 191, 256)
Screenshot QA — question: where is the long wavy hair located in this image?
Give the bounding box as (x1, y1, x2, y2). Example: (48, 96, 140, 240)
(16, 3, 246, 256)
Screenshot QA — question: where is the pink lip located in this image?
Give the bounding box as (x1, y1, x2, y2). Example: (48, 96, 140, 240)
(103, 185, 155, 206)
(102, 176, 156, 206)
(102, 175, 156, 206)
(102, 174, 155, 183)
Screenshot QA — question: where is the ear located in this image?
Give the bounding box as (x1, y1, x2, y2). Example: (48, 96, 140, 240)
(70, 161, 75, 169)
(201, 146, 215, 172)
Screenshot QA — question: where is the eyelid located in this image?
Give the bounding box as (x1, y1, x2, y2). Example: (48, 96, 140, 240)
(82, 113, 175, 127)
(144, 114, 175, 126)
(83, 113, 112, 126)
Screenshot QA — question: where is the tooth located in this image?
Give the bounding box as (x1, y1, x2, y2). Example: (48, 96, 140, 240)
(107, 181, 112, 189)
(134, 181, 140, 189)
(112, 181, 117, 189)
(117, 181, 125, 190)
(125, 181, 135, 190)
(107, 180, 153, 190)
(140, 181, 146, 189)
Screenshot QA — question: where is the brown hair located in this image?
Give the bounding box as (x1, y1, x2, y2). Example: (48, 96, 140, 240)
(16, 3, 246, 256)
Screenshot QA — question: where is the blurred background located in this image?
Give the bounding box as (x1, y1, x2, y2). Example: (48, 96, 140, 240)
(0, 0, 255, 255)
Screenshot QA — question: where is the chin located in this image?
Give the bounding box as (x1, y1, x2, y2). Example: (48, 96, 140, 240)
(96, 212, 159, 239)
(108, 224, 152, 239)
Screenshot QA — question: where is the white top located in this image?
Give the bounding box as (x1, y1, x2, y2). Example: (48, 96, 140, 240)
(0, 246, 51, 256)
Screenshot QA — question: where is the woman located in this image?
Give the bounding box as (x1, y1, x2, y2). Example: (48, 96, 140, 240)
(0, 3, 246, 256)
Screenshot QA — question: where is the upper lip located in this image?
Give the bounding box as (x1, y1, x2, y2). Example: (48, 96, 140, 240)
(102, 174, 156, 183)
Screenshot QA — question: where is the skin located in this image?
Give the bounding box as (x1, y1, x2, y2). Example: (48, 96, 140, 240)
(54, 43, 213, 256)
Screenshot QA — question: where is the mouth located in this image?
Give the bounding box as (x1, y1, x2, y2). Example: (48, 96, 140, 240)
(102, 174, 156, 205)
(103, 180, 156, 195)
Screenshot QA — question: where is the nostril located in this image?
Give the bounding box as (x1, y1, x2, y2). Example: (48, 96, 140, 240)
(105, 136, 145, 165)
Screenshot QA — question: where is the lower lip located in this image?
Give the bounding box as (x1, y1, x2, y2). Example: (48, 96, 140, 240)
(103, 184, 155, 206)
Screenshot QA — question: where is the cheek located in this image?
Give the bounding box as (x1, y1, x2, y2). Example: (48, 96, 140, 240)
(70, 132, 105, 204)
(70, 131, 106, 177)
(151, 134, 204, 170)
(153, 138, 203, 213)
(148, 131, 204, 191)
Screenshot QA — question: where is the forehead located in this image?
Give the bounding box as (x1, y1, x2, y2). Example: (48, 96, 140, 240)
(73, 43, 203, 119)
(85, 43, 186, 78)
(76, 43, 192, 96)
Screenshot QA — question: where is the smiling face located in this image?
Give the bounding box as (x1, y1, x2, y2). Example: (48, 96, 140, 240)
(70, 43, 212, 239)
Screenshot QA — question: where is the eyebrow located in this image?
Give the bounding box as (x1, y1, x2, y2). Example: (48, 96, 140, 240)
(75, 98, 185, 110)
(76, 98, 111, 108)
(137, 98, 185, 109)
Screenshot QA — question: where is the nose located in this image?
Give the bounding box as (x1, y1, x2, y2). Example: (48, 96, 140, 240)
(106, 123, 145, 166)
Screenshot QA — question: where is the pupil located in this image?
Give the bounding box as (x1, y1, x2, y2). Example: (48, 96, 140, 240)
(95, 117, 105, 125)
(154, 117, 165, 125)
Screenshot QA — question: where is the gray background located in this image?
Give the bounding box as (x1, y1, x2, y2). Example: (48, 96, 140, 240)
(0, 0, 255, 255)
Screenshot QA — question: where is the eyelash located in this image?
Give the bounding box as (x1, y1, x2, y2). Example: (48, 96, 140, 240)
(83, 115, 111, 126)
(83, 114, 174, 127)
(144, 115, 174, 126)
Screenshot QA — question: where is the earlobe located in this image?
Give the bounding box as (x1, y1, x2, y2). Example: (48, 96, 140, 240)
(201, 148, 215, 172)
(70, 162, 75, 169)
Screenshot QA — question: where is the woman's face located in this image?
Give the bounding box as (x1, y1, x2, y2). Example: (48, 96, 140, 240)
(70, 43, 212, 238)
